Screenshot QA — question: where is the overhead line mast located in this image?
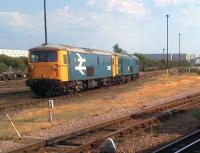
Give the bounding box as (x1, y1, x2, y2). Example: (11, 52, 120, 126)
(44, 0, 48, 45)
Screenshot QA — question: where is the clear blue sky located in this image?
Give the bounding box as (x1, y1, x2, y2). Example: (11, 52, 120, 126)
(0, 0, 200, 54)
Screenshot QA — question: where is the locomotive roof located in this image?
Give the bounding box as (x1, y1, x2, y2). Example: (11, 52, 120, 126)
(29, 44, 112, 55)
(29, 44, 139, 60)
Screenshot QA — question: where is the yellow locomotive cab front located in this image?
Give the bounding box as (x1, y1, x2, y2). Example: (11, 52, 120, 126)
(28, 50, 68, 81)
(29, 50, 58, 79)
(26, 47, 69, 96)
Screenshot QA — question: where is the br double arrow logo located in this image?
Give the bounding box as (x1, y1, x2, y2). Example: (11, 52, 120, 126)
(75, 53, 86, 75)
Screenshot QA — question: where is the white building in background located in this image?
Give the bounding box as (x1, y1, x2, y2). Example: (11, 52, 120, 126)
(0, 49, 28, 57)
(191, 57, 200, 65)
(143, 53, 196, 62)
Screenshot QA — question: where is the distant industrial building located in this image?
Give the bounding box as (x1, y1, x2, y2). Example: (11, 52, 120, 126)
(143, 53, 196, 62)
(191, 57, 200, 65)
(0, 49, 28, 57)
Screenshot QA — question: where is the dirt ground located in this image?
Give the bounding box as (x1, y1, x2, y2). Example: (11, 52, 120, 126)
(0, 74, 200, 141)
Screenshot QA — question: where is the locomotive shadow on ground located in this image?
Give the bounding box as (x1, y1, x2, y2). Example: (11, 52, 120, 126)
(30, 76, 159, 107)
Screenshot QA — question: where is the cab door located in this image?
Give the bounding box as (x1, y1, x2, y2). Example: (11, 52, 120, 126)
(112, 55, 119, 77)
(58, 50, 69, 81)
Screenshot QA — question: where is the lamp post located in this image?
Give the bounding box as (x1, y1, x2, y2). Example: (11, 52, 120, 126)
(179, 33, 181, 67)
(166, 15, 169, 74)
(163, 48, 165, 59)
(44, 0, 48, 45)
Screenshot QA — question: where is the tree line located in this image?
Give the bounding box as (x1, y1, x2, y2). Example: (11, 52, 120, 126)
(113, 43, 190, 71)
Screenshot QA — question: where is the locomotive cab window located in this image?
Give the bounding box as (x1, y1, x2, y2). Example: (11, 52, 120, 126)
(31, 51, 58, 62)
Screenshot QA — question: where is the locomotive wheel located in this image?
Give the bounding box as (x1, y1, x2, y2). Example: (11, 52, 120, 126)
(31, 87, 47, 97)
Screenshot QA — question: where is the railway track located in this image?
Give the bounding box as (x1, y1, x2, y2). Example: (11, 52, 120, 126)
(9, 93, 200, 153)
(153, 130, 200, 153)
(0, 89, 30, 96)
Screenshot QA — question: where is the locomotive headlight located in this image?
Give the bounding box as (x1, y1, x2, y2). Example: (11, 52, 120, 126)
(53, 64, 57, 70)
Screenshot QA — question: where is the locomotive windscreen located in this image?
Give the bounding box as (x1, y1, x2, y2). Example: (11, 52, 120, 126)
(30, 51, 57, 62)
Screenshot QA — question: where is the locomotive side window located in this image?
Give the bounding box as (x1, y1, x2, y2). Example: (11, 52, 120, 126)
(31, 51, 57, 62)
(63, 55, 67, 64)
(97, 56, 100, 65)
(86, 66, 94, 76)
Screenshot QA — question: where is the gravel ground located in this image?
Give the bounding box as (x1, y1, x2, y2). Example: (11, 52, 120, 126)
(0, 74, 200, 152)
(0, 141, 25, 153)
(117, 111, 200, 153)
(117, 132, 180, 153)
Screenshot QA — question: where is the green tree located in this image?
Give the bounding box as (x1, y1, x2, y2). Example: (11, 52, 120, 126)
(0, 55, 28, 73)
(113, 43, 122, 53)
(113, 43, 127, 54)
(134, 53, 147, 71)
(0, 63, 8, 73)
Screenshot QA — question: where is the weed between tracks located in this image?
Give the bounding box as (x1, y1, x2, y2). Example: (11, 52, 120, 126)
(0, 74, 200, 140)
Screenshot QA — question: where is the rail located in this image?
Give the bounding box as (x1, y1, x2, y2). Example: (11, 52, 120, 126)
(153, 130, 200, 153)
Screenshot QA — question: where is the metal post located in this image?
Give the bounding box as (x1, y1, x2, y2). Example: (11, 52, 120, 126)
(163, 48, 165, 58)
(48, 107, 53, 122)
(48, 99, 54, 122)
(179, 33, 181, 67)
(44, 0, 48, 45)
(166, 15, 169, 74)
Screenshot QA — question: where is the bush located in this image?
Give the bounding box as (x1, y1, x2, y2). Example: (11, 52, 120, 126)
(192, 110, 200, 120)
(0, 55, 28, 73)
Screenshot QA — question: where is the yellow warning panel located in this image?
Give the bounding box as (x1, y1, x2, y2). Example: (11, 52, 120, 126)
(58, 50, 69, 81)
(112, 55, 119, 77)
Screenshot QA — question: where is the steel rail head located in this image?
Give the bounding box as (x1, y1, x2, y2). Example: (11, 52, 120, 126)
(175, 138, 200, 153)
(153, 130, 200, 153)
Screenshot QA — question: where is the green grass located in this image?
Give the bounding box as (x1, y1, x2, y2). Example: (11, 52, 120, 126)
(192, 110, 200, 120)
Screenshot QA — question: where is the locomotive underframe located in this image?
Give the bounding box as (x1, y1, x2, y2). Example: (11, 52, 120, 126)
(26, 74, 139, 97)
